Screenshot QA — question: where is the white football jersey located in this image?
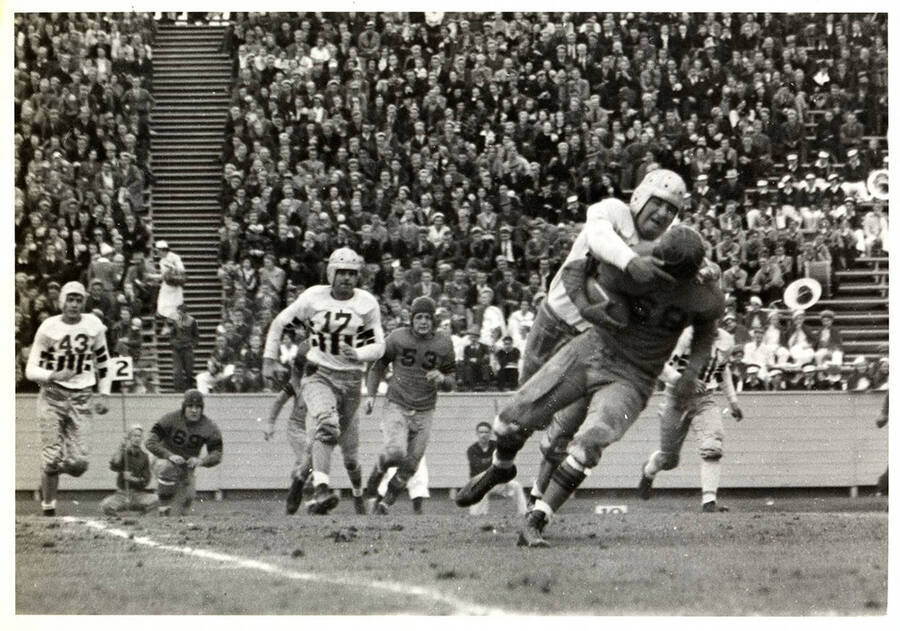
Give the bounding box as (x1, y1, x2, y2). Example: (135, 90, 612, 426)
(664, 327, 735, 392)
(27, 313, 111, 390)
(546, 198, 642, 331)
(264, 285, 384, 372)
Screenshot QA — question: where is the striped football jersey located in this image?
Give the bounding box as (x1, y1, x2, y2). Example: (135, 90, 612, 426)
(27, 313, 111, 390)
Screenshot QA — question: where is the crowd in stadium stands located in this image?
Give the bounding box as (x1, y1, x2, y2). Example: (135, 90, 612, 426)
(204, 11, 888, 395)
(11, 12, 890, 396)
(14, 12, 160, 393)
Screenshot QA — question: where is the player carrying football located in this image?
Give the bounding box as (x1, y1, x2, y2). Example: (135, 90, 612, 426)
(456, 225, 725, 547)
(523, 169, 687, 505)
(638, 325, 744, 512)
(363, 296, 455, 515)
(263, 247, 385, 515)
(26, 281, 111, 516)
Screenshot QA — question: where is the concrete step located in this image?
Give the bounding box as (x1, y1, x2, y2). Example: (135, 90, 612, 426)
(853, 256, 889, 268)
(805, 312, 888, 325)
(816, 297, 889, 309)
(836, 283, 889, 294)
(840, 327, 889, 338)
(842, 340, 889, 353)
(836, 269, 890, 279)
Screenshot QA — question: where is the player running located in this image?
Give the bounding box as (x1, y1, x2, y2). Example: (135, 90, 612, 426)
(145, 389, 223, 516)
(522, 168, 687, 506)
(638, 325, 744, 512)
(456, 225, 725, 547)
(260, 336, 316, 515)
(363, 296, 455, 514)
(26, 281, 111, 516)
(263, 247, 385, 515)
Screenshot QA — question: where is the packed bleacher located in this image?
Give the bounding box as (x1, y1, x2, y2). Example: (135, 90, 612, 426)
(14, 12, 160, 393)
(205, 11, 890, 394)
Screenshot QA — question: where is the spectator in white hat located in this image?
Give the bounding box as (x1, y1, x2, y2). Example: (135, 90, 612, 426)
(154, 240, 185, 331)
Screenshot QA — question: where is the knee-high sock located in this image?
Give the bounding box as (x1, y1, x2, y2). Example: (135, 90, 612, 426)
(346, 462, 362, 495)
(700, 459, 721, 505)
(532, 458, 558, 498)
(41, 472, 59, 508)
(540, 456, 588, 514)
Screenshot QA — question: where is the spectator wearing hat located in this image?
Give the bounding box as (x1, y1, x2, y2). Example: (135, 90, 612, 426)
(793, 363, 821, 391)
(84, 278, 115, 323)
(767, 368, 788, 392)
(409, 268, 442, 303)
(871, 358, 889, 391)
(743, 364, 767, 391)
(717, 168, 745, 206)
(154, 240, 185, 326)
(87, 242, 117, 292)
(469, 286, 507, 348)
(820, 361, 847, 391)
(813, 309, 844, 367)
(459, 324, 493, 392)
(846, 357, 872, 391)
(786, 310, 816, 366)
(743, 325, 775, 381)
(720, 311, 750, 347)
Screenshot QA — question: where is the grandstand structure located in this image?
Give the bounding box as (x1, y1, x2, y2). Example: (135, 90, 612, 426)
(149, 24, 230, 389)
(13, 13, 889, 393)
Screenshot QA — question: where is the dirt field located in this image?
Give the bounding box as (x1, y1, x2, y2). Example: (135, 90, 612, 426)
(15, 492, 888, 616)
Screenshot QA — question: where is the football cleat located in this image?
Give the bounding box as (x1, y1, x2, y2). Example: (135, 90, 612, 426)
(373, 501, 389, 515)
(455, 465, 517, 507)
(702, 500, 729, 513)
(353, 494, 367, 515)
(285, 476, 306, 515)
(42, 507, 56, 517)
(309, 484, 340, 515)
(517, 510, 550, 548)
(637, 465, 654, 500)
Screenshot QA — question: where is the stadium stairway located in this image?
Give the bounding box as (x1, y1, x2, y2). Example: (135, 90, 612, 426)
(150, 24, 229, 391)
(805, 255, 889, 363)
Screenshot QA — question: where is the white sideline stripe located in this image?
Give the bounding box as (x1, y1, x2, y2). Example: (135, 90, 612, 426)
(61, 517, 514, 615)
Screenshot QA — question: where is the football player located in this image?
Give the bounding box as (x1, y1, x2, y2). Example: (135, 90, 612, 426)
(363, 296, 455, 514)
(523, 169, 687, 506)
(26, 281, 112, 517)
(263, 248, 385, 515)
(145, 389, 223, 516)
(260, 335, 314, 515)
(456, 226, 725, 547)
(638, 325, 744, 512)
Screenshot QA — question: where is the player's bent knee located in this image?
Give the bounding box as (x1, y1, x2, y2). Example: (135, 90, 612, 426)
(66, 459, 89, 477)
(699, 447, 723, 461)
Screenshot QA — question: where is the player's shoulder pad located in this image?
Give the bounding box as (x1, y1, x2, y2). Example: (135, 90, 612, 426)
(586, 197, 630, 222)
(82, 312, 107, 334)
(352, 287, 380, 310)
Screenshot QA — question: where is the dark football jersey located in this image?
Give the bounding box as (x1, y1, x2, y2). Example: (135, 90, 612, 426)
(381, 327, 455, 411)
(147, 410, 224, 460)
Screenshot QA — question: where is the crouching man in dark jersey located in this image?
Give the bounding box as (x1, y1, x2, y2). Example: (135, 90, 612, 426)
(146, 389, 223, 516)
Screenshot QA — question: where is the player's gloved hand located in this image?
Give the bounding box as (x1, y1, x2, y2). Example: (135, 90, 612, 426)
(168, 454, 186, 466)
(729, 401, 744, 421)
(186, 457, 202, 469)
(338, 341, 359, 360)
(364, 396, 376, 415)
(425, 369, 444, 384)
(94, 393, 109, 415)
(262, 358, 278, 380)
(625, 255, 676, 285)
(50, 367, 79, 383)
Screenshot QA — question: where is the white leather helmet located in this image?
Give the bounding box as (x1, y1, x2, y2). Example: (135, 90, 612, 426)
(59, 281, 87, 310)
(326, 247, 364, 284)
(629, 168, 687, 218)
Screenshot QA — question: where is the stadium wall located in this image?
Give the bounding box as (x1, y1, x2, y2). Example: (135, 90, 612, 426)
(15, 392, 887, 492)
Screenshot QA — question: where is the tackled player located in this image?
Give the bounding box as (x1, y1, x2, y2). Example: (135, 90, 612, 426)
(456, 225, 725, 547)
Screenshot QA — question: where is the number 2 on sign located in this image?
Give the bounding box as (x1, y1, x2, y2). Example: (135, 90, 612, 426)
(111, 356, 134, 382)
